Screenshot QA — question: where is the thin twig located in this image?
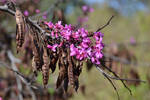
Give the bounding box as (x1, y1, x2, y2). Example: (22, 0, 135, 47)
(0, 50, 37, 100)
(0, 60, 38, 88)
(7, 50, 23, 100)
(97, 65, 146, 83)
(96, 15, 114, 32)
(96, 65, 132, 95)
(87, 15, 114, 37)
(96, 66, 120, 100)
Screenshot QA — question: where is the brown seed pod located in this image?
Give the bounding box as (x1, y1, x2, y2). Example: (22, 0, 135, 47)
(127, 68, 140, 86)
(32, 57, 38, 77)
(67, 55, 74, 88)
(66, 49, 76, 89)
(63, 76, 69, 92)
(32, 38, 42, 71)
(86, 59, 93, 71)
(42, 46, 50, 87)
(15, 8, 26, 53)
(56, 53, 67, 89)
(73, 60, 83, 91)
(49, 52, 59, 73)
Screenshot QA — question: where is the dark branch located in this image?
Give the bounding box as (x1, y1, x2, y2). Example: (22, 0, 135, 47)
(87, 15, 114, 37)
(96, 66, 120, 100)
(96, 15, 114, 32)
(0, 4, 47, 36)
(0, 4, 15, 15)
(96, 65, 132, 95)
(97, 65, 146, 83)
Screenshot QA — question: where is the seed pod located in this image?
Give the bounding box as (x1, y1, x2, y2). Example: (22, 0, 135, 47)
(74, 76, 79, 91)
(42, 46, 50, 87)
(32, 38, 42, 71)
(15, 8, 26, 53)
(73, 60, 83, 91)
(67, 52, 74, 88)
(127, 69, 140, 86)
(32, 57, 38, 76)
(49, 52, 59, 73)
(63, 76, 69, 92)
(86, 59, 93, 71)
(56, 55, 66, 89)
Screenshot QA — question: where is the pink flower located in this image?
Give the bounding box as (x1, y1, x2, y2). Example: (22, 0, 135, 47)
(51, 31, 55, 37)
(82, 5, 88, 12)
(45, 21, 53, 29)
(70, 44, 78, 56)
(72, 32, 80, 39)
(78, 28, 88, 38)
(83, 37, 91, 43)
(87, 48, 92, 56)
(0, 97, 3, 100)
(55, 33, 59, 38)
(47, 45, 52, 49)
(81, 42, 88, 48)
(24, 10, 29, 16)
(82, 5, 94, 13)
(130, 37, 136, 45)
(47, 44, 58, 52)
(35, 9, 40, 13)
(58, 41, 63, 47)
(89, 7, 94, 12)
(76, 48, 87, 60)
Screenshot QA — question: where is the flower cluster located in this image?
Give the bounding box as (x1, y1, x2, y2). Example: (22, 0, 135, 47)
(45, 21, 104, 64)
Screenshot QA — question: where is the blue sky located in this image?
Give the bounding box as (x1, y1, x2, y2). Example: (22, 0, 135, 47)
(85, 0, 147, 15)
(85, 0, 104, 4)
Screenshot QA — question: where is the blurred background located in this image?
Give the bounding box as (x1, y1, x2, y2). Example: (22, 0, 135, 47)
(1, 0, 150, 100)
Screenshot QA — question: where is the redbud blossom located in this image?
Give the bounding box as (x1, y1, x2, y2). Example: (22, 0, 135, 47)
(45, 21, 104, 65)
(24, 10, 29, 16)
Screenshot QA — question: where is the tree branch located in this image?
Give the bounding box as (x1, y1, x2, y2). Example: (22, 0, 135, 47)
(7, 50, 23, 100)
(96, 15, 114, 32)
(0, 4, 15, 15)
(0, 4, 47, 36)
(99, 67, 120, 100)
(0, 50, 37, 100)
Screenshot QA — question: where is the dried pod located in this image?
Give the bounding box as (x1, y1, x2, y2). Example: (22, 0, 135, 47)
(49, 52, 59, 73)
(32, 57, 38, 76)
(42, 46, 50, 87)
(56, 54, 67, 89)
(67, 55, 74, 88)
(22, 34, 33, 64)
(73, 60, 83, 91)
(63, 76, 69, 92)
(127, 68, 140, 86)
(32, 38, 42, 71)
(74, 76, 79, 91)
(15, 8, 26, 53)
(86, 59, 93, 71)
